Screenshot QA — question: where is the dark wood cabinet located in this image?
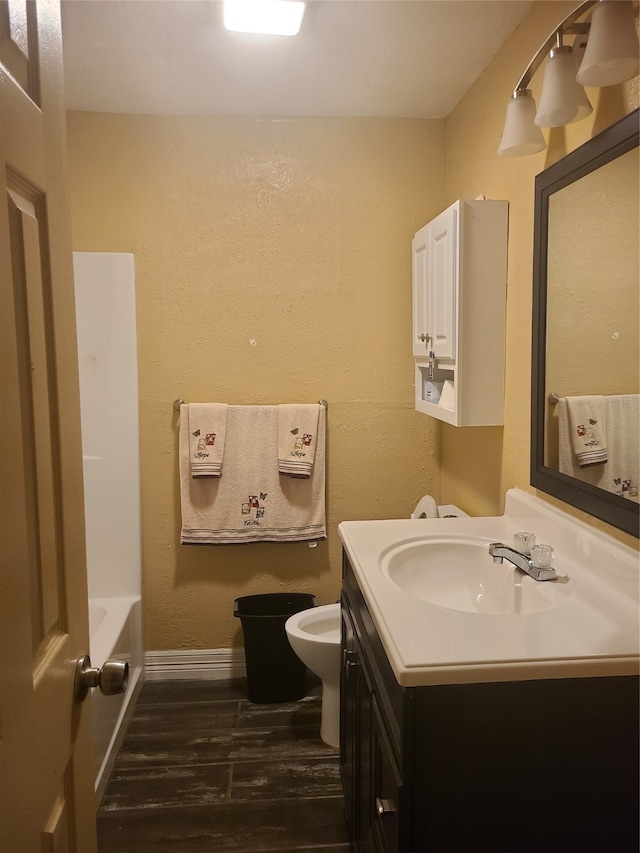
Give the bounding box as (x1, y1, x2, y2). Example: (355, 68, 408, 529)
(340, 550, 639, 853)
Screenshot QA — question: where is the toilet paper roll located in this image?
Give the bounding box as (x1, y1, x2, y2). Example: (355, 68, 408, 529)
(411, 494, 438, 519)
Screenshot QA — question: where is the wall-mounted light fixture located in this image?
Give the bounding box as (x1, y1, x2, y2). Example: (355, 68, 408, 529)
(498, 0, 639, 157)
(223, 0, 306, 36)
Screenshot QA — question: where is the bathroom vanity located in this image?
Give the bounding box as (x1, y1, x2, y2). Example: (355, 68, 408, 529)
(338, 490, 639, 852)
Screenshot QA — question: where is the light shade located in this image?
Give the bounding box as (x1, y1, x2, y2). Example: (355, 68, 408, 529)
(535, 46, 592, 127)
(223, 0, 306, 36)
(576, 0, 640, 87)
(498, 90, 546, 157)
(571, 40, 596, 122)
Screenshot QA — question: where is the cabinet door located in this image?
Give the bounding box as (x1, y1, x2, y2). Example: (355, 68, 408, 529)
(428, 204, 457, 359)
(341, 600, 375, 852)
(371, 696, 403, 853)
(340, 602, 358, 835)
(411, 223, 431, 357)
(412, 206, 458, 360)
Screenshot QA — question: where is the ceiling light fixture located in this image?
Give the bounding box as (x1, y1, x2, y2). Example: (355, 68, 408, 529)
(223, 0, 306, 37)
(499, 90, 547, 157)
(498, 0, 639, 157)
(577, 0, 640, 85)
(534, 34, 592, 127)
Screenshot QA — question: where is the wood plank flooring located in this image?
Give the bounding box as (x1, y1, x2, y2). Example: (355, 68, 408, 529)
(97, 679, 350, 852)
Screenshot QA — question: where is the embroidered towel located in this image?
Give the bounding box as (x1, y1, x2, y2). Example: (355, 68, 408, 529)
(565, 395, 607, 466)
(558, 395, 639, 501)
(184, 403, 228, 477)
(180, 404, 326, 544)
(605, 394, 640, 501)
(277, 403, 321, 478)
(557, 399, 575, 476)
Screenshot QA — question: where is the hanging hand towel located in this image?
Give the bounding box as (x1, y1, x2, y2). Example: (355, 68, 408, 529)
(180, 405, 326, 544)
(183, 403, 228, 477)
(277, 403, 321, 478)
(605, 394, 639, 500)
(565, 395, 607, 467)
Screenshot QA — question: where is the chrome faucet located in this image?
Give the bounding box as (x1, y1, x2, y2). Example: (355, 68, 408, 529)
(488, 542, 558, 582)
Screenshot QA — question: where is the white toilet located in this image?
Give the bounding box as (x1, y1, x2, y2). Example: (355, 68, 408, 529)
(285, 602, 341, 748)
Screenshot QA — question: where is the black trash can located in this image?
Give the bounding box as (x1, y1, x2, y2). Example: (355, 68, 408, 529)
(233, 592, 317, 704)
(233, 592, 317, 703)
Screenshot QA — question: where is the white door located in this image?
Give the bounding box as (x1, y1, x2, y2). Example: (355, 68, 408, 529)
(0, 1, 98, 850)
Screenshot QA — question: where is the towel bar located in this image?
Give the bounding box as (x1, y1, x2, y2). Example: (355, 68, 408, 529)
(173, 398, 328, 411)
(548, 393, 560, 404)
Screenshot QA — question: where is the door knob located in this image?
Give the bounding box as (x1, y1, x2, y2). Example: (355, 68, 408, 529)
(74, 654, 129, 703)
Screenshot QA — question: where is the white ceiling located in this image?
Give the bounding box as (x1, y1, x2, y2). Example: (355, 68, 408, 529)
(61, 0, 532, 118)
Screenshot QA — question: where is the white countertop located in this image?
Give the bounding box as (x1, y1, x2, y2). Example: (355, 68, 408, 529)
(338, 489, 640, 687)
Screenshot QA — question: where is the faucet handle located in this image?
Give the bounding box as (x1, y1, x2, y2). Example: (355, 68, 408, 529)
(531, 544, 554, 570)
(513, 531, 536, 555)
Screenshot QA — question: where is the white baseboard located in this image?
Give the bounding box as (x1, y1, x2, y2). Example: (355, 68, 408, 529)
(144, 647, 246, 682)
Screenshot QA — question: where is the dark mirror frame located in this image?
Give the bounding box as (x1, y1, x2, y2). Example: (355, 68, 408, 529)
(531, 108, 640, 538)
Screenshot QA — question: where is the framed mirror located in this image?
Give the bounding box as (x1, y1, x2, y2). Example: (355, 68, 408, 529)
(531, 109, 639, 538)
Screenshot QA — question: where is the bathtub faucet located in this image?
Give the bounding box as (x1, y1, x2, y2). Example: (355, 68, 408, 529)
(488, 542, 558, 582)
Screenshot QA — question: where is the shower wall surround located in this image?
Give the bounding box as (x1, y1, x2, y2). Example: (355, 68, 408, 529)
(73, 252, 144, 797)
(73, 252, 141, 601)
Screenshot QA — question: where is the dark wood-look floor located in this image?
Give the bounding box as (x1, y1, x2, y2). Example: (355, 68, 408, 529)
(97, 678, 350, 852)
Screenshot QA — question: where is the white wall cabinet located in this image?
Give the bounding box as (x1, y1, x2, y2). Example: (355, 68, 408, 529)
(412, 199, 508, 426)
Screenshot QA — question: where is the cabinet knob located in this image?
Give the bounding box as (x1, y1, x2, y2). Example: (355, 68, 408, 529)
(418, 333, 431, 343)
(343, 649, 358, 668)
(376, 797, 396, 817)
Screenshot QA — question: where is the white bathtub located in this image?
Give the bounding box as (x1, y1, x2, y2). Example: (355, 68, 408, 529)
(90, 595, 144, 801)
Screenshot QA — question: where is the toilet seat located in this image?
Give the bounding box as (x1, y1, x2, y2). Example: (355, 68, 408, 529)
(285, 603, 340, 644)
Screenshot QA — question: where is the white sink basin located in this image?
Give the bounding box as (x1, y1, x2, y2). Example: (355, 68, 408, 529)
(338, 490, 639, 686)
(380, 536, 574, 616)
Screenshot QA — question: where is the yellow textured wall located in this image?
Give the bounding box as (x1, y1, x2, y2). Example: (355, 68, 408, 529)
(66, 115, 445, 650)
(545, 147, 639, 403)
(442, 0, 639, 546)
(67, 2, 640, 650)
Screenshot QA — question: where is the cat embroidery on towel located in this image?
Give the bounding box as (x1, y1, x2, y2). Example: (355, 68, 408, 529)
(192, 428, 214, 460)
(241, 492, 268, 526)
(613, 479, 638, 498)
(576, 424, 599, 446)
(291, 432, 313, 457)
(195, 437, 209, 458)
